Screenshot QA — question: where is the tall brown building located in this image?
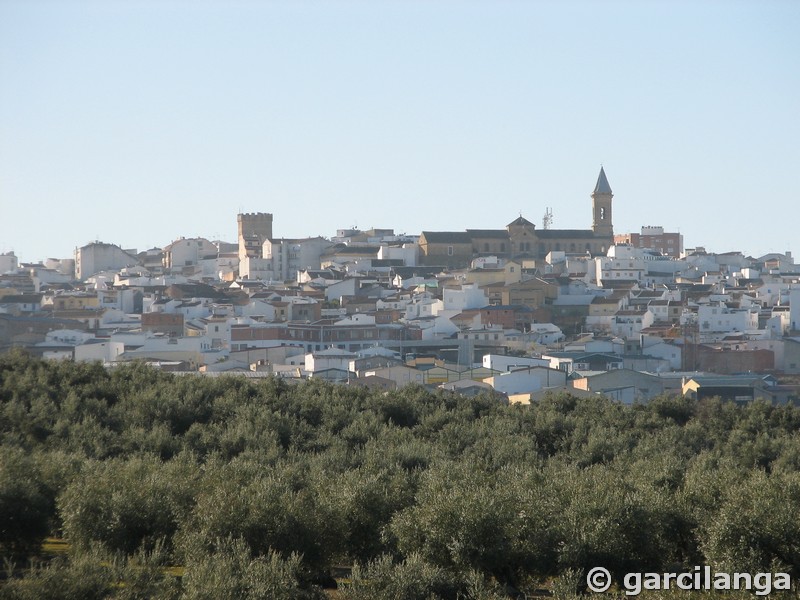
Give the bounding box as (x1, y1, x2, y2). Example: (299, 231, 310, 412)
(237, 212, 273, 261)
(614, 226, 683, 257)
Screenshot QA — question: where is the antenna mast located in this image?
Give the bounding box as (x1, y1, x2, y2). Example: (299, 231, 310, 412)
(543, 207, 553, 230)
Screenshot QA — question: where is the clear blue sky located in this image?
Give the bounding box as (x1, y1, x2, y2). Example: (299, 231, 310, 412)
(2, 0, 798, 263)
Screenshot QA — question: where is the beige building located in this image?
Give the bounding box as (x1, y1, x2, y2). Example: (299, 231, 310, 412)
(500, 277, 558, 309)
(418, 232, 473, 268)
(237, 212, 273, 262)
(419, 168, 615, 268)
(462, 261, 522, 287)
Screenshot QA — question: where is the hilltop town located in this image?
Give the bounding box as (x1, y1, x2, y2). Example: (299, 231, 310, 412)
(2, 168, 799, 404)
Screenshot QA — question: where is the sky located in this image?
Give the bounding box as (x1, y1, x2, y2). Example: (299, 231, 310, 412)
(1, 0, 799, 263)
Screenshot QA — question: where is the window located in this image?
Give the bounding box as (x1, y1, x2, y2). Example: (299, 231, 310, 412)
(447, 246, 454, 256)
(484, 243, 489, 252)
(600, 207, 606, 220)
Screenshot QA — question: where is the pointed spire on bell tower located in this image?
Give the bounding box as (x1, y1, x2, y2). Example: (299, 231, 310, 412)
(594, 166, 612, 195)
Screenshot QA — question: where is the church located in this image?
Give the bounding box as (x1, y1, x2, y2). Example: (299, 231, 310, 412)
(418, 167, 615, 268)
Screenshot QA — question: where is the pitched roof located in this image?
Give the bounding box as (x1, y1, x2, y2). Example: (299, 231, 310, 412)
(420, 231, 473, 244)
(0, 294, 43, 303)
(391, 266, 445, 278)
(507, 216, 534, 227)
(536, 229, 598, 239)
(168, 283, 227, 299)
(467, 229, 509, 239)
(594, 166, 613, 195)
(327, 245, 381, 256)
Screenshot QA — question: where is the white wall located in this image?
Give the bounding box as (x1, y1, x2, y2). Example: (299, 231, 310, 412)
(484, 367, 567, 394)
(482, 354, 549, 371)
(697, 304, 759, 334)
(74, 340, 125, 363)
(164, 238, 218, 270)
(790, 288, 800, 332)
(75, 243, 137, 280)
(378, 244, 418, 266)
(443, 284, 488, 312)
(0, 252, 19, 274)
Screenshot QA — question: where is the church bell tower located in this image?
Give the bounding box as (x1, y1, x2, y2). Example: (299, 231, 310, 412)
(591, 166, 614, 237)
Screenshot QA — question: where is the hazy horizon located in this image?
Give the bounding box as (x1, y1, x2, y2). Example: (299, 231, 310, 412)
(2, 1, 798, 263)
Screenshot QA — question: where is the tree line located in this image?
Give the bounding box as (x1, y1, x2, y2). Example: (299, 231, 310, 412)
(2, 349, 800, 599)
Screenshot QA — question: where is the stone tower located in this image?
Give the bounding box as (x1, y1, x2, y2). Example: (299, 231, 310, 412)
(506, 215, 536, 256)
(591, 167, 614, 237)
(237, 213, 273, 261)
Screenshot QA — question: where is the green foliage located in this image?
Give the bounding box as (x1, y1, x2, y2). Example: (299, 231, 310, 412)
(180, 537, 324, 600)
(0, 556, 112, 600)
(175, 456, 340, 579)
(58, 453, 198, 554)
(0, 447, 53, 558)
(390, 462, 556, 584)
(551, 463, 672, 578)
(341, 553, 462, 600)
(0, 544, 180, 600)
(4, 352, 800, 596)
(702, 469, 800, 576)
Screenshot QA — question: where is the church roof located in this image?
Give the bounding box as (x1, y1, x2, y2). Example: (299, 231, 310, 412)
(593, 167, 613, 195)
(507, 216, 534, 227)
(537, 229, 598, 239)
(467, 229, 509, 239)
(421, 231, 473, 244)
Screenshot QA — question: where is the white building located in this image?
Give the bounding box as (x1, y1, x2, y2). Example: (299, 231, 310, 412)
(482, 354, 550, 372)
(118, 334, 218, 366)
(790, 287, 800, 332)
(483, 366, 567, 395)
(611, 309, 654, 339)
(163, 237, 219, 272)
(306, 347, 357, 375)
(74, 242, 138, 281)
(97, 287, 138, 314)
(594, 245, 647, 286)
(258, 237, 335, 282)
(404, 297, 443, 320)
(697, 303, 760, 341)
(443, 284, 488, 312)
(74, 339, 126, 363)
(635, 337, 682, 371)
(0, 252, 19, 274)
(378, 244, 418, 267)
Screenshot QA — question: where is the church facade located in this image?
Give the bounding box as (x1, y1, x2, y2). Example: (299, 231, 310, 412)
(419, 168, 615, 268)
